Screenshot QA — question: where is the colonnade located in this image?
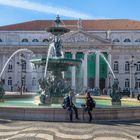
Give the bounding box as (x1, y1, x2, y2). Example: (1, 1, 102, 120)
(70, 51, 112, 90)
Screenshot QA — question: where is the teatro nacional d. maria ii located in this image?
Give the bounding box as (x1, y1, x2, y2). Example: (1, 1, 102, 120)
(0, 17, 140, 96)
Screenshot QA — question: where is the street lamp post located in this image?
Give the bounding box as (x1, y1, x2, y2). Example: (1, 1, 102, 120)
(17, 54, 26, 95)
(108, 72, 111, 89)
(134, 72, 138, 93)
(129, 55, 137, 98)
(108, 71, 111, 95)
(20, 62, 23, 95)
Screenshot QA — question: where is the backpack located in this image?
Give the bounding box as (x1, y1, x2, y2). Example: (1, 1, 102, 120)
(90, 98, 96, 109)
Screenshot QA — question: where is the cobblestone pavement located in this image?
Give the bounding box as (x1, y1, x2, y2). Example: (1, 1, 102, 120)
(0, 119, 139, 140)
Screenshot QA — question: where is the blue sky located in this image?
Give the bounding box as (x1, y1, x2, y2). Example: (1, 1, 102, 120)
(0, 0, 140, 26)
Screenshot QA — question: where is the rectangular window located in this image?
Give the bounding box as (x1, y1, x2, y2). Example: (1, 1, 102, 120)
(139, 82, 140, 88)
(136, 79, 140, 88)
(8, 80, 12, 85)
(8, 64, 13, 72)
(114, 64, 118, 71)
(136, 63, 140, 71)
(113, 61, 119, 73)
(125, 79, 129, 88)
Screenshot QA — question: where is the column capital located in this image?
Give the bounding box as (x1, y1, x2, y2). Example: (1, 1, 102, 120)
(88, 50, 96, 55)
(106, 51, 112, 55)
(71, 51, 77, 55)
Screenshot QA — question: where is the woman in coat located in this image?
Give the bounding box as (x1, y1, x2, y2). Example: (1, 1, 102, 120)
(85, 91, 95, 122)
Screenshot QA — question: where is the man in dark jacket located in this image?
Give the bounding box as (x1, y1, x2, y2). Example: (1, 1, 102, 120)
(63, 90, 79, 121)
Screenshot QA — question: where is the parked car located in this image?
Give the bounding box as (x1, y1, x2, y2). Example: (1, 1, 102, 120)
(121, 88, 130, 97)
(89, 88, 101, 96)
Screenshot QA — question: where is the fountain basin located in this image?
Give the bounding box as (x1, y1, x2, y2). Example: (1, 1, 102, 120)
(0, 106, 139, 122)
(46, 27, 70, 35)
(30, 58, 82, 71)
(0, 93, 139, 121)
(1, 93, 140, 108)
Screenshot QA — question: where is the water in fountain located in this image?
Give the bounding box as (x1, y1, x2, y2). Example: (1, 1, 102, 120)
(0, 48, 33, 79)
(44, 42, 56, 78)
(88, 51, 116, 79)
(76, 60, 84, 93)
(98, 51, 116, 79)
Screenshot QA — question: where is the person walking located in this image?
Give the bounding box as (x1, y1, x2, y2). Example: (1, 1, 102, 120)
(85, 91, 95, 122)
(63, 90, 79, 122)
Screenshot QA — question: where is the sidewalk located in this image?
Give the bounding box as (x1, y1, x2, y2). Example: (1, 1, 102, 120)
(0, 120, 139, 140)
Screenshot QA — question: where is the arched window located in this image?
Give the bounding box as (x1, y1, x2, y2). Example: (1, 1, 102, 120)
(113, 39, 120, 42)
(32, 39, 39, 42)
(135, 39, 140, 42)
(125, 61, 129, 72)
(32, 77, 36, 86)
(125, 79, 129, 88)
(22, 38, 28, 42)
(43, 39, 49, 42)
(124, 38, 131, 42)
(8, 77, 12, 85)
(0, 38, 2, 42)
(113, 61, 119, 72)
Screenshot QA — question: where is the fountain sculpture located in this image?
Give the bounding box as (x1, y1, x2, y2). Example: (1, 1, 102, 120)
(0, 80, 5, 101)
(31, 15, 82, 104)
(110, 79, 122, 105)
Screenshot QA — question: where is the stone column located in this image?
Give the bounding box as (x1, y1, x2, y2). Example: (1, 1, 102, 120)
(107, 52, 112, 94)
(107, 52, 112, 73)
(72, 52, 76, 90)
(83, 51, 88, 89)
(108, 52, 112, 68)
(95, 51, 100, 88)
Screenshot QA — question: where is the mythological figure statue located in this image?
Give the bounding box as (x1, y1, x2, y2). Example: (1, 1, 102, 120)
(110, 79, 122, 105)
(0, 80, 5, 101)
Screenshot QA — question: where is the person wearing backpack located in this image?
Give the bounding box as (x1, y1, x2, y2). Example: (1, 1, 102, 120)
(63, 90, 79, 122)
(85, 91, 95, 122)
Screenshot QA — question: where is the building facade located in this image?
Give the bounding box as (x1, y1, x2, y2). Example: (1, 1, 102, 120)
(0, 19, 140, 95)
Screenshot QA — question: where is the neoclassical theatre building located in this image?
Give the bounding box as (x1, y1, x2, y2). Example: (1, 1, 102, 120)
(0, 19, 140, 94)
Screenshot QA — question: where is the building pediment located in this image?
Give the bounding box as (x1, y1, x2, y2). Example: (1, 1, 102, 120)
(62, 30, 111, 45)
